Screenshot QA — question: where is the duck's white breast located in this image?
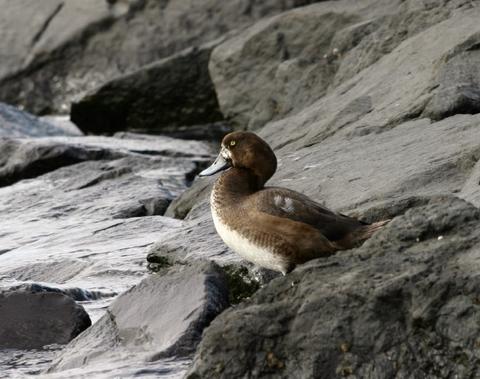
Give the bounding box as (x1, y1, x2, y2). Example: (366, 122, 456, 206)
(211, 205, 287, 274)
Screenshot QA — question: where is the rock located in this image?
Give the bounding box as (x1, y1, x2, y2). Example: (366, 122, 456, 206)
(423, 47, 480, 120)
(48, 261, 229, 376)
(155, 121, 233, 142)
(3, 282, 116, 302)
(0, 134, 213, 323)
(0, 0, 327, 115)
(0, 102, 80, 137)
(0, 289, 91, 349)
(2, 0, 480, 377)
(164, 176, 214, 219)
(0, 0, 131, 114)
(70, 41, 224, 135)
(0, 134, 212, 187)
(187, 197, 480, 378)
(209, 0, 470, 129)
(40, 115, 83, 136)
(460, 158, 480, 208)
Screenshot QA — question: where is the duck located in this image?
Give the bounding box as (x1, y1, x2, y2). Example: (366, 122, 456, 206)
(199, 131, 389, 275)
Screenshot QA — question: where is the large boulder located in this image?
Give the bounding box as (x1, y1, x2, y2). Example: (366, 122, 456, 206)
(70, 41, 224, 135)
(188, 197, 480, 378)
(209, 0, 471, 129)
(48, 261, 229, 377)
(0, 0, 129, 114)
(0, 289, 91, 349)
(0, 0, 327, 115)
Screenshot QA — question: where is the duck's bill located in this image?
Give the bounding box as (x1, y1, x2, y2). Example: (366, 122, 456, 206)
(199, 153, 231, 176)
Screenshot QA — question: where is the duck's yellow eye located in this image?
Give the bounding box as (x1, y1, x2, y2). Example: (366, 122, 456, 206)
(230, 140, 236, 147)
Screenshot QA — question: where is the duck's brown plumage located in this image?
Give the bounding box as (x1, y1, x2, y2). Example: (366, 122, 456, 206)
(200, 131, 389, 274)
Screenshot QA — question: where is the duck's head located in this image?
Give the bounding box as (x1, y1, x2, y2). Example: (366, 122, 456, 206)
(199, 131, 277, 186)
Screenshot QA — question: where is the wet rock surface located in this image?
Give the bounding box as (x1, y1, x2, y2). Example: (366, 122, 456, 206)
(1, 0, 480, 378)
(0, 289, 91, 349)
(48, 261, 229, 377)
(0, 133, 214, 325)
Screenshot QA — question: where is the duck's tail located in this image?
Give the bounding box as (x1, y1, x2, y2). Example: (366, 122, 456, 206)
(359, 219, 390, 240)
(334, 219, 390, 250)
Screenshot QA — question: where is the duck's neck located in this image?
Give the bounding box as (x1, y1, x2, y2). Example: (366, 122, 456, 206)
(213, 168, 263, 204)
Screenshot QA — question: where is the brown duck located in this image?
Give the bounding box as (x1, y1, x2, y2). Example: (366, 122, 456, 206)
(199, 131, 389, 275)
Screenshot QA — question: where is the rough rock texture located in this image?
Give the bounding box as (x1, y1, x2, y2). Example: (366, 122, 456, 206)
(48, 261, 228, 377)
(461, 159, 480, 208)
(70, 41, 224, 135)
(188, 197, 480, 378)
(0, 289, 91, 349)
(0, 0, 326, 115)
(164, 176, 214, 219)
(2, 0, 480, 377)
(210, 0, 475, 129)
(0, 102, 80, 137)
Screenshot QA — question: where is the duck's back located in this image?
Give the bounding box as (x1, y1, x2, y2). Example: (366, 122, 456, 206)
(246, 187, 369, 247)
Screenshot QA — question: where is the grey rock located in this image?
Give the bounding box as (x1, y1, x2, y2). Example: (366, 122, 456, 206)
(460, 158, 480, 208)
(0, 0, 131, 114)
(2, 0, 480, 377)
(70, 41, 224, 135)
(0, 289, 91, 349)
(209, 0, 472, 129)
(48, 261, 229, 376)
(40, 115, 83, 136)
(0, 0, 327, 115)
(187, 197, 480, 378)
(155, 121, 233, 142)
(3, 282, 116, 302)
(0, 102, 80, 138)
(0, 134, 212, 187)
(164, 176, 214, 219)
(0, 134, 213, 323)
(423, 47, 480, 120)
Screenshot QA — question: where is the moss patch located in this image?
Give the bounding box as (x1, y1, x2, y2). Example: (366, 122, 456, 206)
(147, 255, 174, 273)
(223, 265, 261, 304)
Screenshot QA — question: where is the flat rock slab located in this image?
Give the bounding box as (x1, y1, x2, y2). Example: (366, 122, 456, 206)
(188, 196, 480, 378)
(259, 4, 480, 149)
(0, 289, 91, 349)
(48, 261, 229, 376)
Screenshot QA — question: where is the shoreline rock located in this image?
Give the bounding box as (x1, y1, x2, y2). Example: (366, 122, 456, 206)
(48, 261, 229, 375)
(0, 289, 91, 349)
(187, 197, 480, 378)
(70, 41, 225, 135)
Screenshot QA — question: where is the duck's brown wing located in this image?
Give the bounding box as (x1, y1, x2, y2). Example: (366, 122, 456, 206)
(249, 187, 367, 243)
